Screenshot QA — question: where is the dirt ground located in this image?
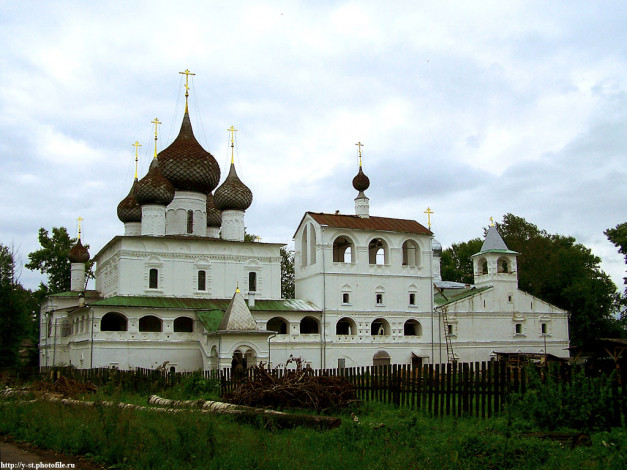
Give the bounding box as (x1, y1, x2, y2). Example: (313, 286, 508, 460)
(0, 437, 105, 469)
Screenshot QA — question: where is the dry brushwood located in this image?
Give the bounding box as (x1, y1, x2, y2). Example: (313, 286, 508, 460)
(31, 376, 97, 398)
(223, 357, 358, 412)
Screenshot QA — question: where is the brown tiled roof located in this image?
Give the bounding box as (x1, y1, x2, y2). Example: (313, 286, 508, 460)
(306, 212, 431, 235)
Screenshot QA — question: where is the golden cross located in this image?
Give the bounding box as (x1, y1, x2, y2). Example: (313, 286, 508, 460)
(77, 217, 83, 240)
(490, 216, 494, 227)
(151, 118, 161, 158)
(424, 207, 434, 229)
(355, 141, 364, 166)
(227, 125, 238, 164)
(132, 141, 141, 179)
(179, 69, 196, 109)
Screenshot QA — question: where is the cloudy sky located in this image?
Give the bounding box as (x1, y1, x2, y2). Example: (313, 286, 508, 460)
(1, 1, 626, 291)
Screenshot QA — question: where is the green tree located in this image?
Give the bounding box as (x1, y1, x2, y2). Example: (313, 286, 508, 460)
(281, 247, 295, 299)
(440, 238, 483, 284)
(0, 245, 33, 367)
(25, 227, 93, 295)
(605, 222, 627, 296)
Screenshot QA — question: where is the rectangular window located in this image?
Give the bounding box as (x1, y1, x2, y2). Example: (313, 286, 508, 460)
(342, 293, 350, 304)
(409, 293, 416, 305)
(515, 323, 522, 334)
(376, 293, 383, 304)
(249, 272, 257, 292)
(447, 324, 453, 335)
(198, 270, 206, 291)
(541, 323, 547, 335)
(149, 268, 158, 289)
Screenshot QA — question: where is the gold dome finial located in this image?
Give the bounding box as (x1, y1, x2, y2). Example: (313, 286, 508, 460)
(179, 68, 196, 112)
(236, 283, 240, 293)
(77, 216, 83, 241)
(490, 216, 495, 227)
(151, 118, 161, 158)
(227, 125, 238, 164)
(132, 141, 142, 179)
(424, 207, 434, 230)
(355, 141, 364, 167)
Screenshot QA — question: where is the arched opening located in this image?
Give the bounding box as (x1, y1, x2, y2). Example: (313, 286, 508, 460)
(404, 319, 422, 336)
(373, 350, 390, 367)
(371, 318, 390, 336)
(300, 316, 319, 334)
(478, 257, 488, 275)
(497, 257, 509, 273)
(187, 210, 194, 234)
(309, 226, 317, 264)
(231, 350, 247, 376)
(336, 317, 357, 336)
(149, 268, 159, 289)
(139, 315, 162, 332)
(101, 312, 128, 332)
(209, 346, 218, 370)
(333, 236, 354, 263)
(368, 238, 388, 265)
(301, 227, 308, 266)
(402, 240, 420, 266)
(267, 317, 288, 334)
(197, 270, 206, 291)
(249, 272, 257, 292)
(174, 316, 193, 332)
(244, 348, 257, 368)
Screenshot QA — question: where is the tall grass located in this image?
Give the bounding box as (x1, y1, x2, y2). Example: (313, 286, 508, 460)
(1, 398, 626, 469)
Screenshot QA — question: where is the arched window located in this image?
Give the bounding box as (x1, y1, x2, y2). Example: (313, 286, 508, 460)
(477, 258, 488, 275)
(267, 317, 288, 334)
(371, 318, 390, 336)
(187, 210, 194, 234)
(149, 268, 159, 289)
(402, 240, 420, 266)
(333, 236, 354, 263)
(198, 270, 206, 291)
(300, 316, 319, 334)
(174, 316, 194, 332)
(309, 226, 317, 264)
(497, 257, 509, 273)
(301, 227, 308, 266)
(368, 238, 388, 265)
(249, 272, 257, 292)
(101, 312, 128, 332)
(404, 319, 422, 336)
(336, 317, 357, 335)
(139, 315, 162, 332)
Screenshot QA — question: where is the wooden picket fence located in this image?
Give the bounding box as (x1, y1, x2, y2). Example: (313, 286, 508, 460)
(21, 360, 625, 422)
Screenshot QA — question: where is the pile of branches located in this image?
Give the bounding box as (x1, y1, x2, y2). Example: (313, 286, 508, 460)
(224, 357, 358, 413)
(31, 376, 97, 398)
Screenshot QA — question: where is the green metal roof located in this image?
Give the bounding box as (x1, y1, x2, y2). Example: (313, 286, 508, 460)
(435, 286, 492, 307)
(90, 295, 320, 312)
(197, 310, 224, 332)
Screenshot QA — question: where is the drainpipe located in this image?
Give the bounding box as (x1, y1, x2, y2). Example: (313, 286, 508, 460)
(430, 237, 434, 365)
(52, 319, 57, 367)
(321, 232, 327, 369)
(90, 309, 95, 369)
(267, 333, 277, 367)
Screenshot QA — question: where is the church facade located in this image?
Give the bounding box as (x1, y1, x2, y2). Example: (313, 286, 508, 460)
(38, 82, 570, 371)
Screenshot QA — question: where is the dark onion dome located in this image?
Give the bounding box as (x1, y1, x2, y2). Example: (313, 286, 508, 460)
(158, 111, 221, 193)
(214, 163, 253, 211)
(68, 239, 90, 263)
(135, 158, 175, 206)
(117, 179, 142, 223)
(352, 166, 370, 192)
(206, 192, 222, 227)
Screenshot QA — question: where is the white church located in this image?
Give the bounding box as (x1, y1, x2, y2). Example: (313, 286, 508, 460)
(39, 78, 570, 372)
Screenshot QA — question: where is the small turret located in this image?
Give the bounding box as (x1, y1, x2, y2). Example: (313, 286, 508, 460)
(353, 142, 370, 218)
(68, 220, 90, 292)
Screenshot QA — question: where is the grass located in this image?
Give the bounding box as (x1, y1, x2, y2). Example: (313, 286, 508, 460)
(1, 395, 626, 469)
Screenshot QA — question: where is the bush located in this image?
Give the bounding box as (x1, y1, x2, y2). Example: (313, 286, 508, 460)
(508, 366, 619, 432)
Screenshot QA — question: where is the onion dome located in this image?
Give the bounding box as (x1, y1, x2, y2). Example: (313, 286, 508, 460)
(352, 166, 370, 192)
(206, 192, 222, 227)
(214, 163, 253, 211)
(135, 158, 175, 206)
(68, 239, 90, 263)
(117, 179, 142, 223)
(158, 111, 221, 193)
(432, 238, 443, 257)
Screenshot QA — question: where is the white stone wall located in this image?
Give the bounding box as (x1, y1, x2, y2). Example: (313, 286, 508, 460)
(166, 191, 207, 236)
